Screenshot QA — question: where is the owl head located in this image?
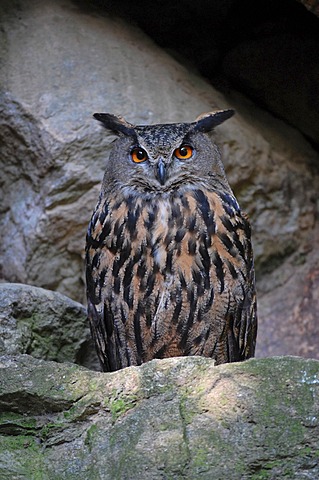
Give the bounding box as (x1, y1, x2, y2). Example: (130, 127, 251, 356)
(94, 110, 234, 196)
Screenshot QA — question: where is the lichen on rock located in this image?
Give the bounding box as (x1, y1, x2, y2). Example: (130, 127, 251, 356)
(0, 283, 99, 370)
(0, 355, 318, 479)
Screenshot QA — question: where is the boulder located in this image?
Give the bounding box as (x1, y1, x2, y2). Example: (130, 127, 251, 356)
(0, 355, 318, 479)
(0, 283, 99, 370)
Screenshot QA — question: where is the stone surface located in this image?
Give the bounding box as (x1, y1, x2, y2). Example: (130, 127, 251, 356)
(0, 354, 318, 479)
(0, 283, 99, 370)
(298, 0, 319, 17)
(0, 0, 233, 302)
(223, 34, 319, 146)
(0, 0, 319, 359)
(103, 0, 319, 146)
(257, 248, 319, 359)
(226, 94, 319, 360)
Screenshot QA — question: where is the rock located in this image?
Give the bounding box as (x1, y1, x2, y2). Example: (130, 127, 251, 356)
(0, 0, 232, 302)
(223, 34, 319, 146)
(103, 0, 319, 146)
(0, 355, 318, 479)
(1, 0, 319, 359)
(256, 248, 319, 359)
(0, 283, 99, 370)
(225, 94, 319, 360)
(298, 0, 319, 17)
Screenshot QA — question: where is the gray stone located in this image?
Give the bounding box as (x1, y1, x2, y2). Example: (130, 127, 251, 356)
(0, 283, 99, 370)
(0, 354, 318, 479)
(0, 0, 231, 302)
(257, 247, 319, 359)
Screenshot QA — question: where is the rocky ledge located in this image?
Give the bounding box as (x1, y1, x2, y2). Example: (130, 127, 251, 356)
(0, 355, 318, 479)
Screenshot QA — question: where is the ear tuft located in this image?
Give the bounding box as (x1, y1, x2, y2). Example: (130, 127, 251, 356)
(93, 113, 136, 137)
(193, 109, 235, 133)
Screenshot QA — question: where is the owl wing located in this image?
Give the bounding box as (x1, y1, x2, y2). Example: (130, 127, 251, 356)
(236, 212, 257, 360)
(86, 267, 118, 372)
(215, 210, 257, 363)
(85, 201, 124, 372)
(86, 297, 113, 371)
(181, 189, 257, 365)
(229, 259, 257, 362)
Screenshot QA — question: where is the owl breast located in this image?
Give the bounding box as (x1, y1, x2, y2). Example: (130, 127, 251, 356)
(86, 186, 255, 371)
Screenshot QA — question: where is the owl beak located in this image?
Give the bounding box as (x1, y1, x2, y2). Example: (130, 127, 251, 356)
(157, 159, 166, 185)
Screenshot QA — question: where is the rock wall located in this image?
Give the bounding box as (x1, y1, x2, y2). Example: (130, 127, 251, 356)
(103, 0, 319, 146)
(0, 0, 231, 300)
(0, 0, 319, 358)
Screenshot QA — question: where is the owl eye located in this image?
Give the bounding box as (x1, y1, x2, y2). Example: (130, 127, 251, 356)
(174, 145, 193, 160)
(131, 147, 148, 163)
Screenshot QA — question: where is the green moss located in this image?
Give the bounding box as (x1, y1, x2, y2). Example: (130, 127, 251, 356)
(179, 395, 194, 425)
(250, 459, 300, 480)
(62, 401, 88, 421)
(237, 357, 318, 455)
(250, 469, 272, 480)
(0, 412, 37, 431)
(63, 409, 72, 420)
(109, 395, 138, 420)
(84, 424, 98, 452)
(0, 434, 37, 451)
(178, 386, 202, 425)
(38, 422, 55, 440)
(301, 446, 319, 457)
(103, 389, 139, 421)
(191, 447, 210, 470)
(0, 435, 44, 480)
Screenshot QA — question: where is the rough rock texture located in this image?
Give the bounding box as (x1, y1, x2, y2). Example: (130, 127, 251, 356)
(0, 355, 318, 479)
(257, 249, 319, 358)
(0, 283, 99, 370)
(226, 94, 319, 360)
(0, 0, 319, 358)
(104, 0, 319, 146)
(0, 0, 235, 300)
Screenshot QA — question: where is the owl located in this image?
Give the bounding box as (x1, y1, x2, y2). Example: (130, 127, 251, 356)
(86, 110, 257, 372)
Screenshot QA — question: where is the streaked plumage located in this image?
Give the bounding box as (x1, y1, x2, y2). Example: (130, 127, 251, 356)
(86, 110, 257, 371)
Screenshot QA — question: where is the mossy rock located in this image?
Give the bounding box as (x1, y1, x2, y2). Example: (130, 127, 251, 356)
(0, 283, 99, 370)
(0, 354, 318, 479)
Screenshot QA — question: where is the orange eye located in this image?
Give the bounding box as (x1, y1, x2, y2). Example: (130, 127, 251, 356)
(131, 147, 148, 163)
(174, 145, 193, 160)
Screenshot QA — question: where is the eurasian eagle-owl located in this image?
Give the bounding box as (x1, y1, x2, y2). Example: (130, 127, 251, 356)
(86, 110, 257, 372)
